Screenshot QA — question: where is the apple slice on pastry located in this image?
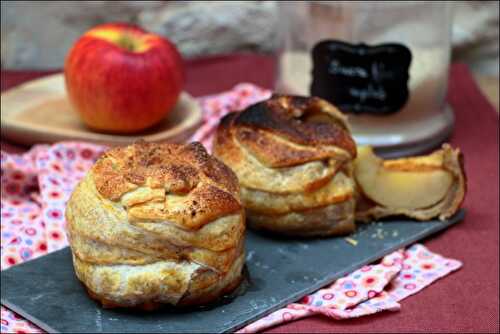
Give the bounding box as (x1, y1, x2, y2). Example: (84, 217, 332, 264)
(354, 144, 466, 222)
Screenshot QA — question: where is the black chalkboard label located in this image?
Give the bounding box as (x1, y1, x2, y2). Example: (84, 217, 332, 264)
(310, 40, 412, 115)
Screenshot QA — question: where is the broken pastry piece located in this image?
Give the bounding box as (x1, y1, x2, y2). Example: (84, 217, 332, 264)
(354, 144, 466, 222)
(214, 94, 467, 238)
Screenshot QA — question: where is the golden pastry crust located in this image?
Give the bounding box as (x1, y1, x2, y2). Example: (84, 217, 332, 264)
(92, 141, 240, 229)
(232, 95, 356, 164)
(213, 95, 357, 237)
(248, 200, 356, 237)
(66, 141, 245, 308)
(213, 95, 466, 236)
(240, 171, 354, 215)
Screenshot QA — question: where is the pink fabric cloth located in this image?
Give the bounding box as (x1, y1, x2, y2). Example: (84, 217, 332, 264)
(1, 84, 462, 333)
(238, 244, 461, 333)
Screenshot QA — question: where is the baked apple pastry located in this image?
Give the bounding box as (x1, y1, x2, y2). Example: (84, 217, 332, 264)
(213, 95, 358, 237)
(65, 141, 245, 309)
(213, 95, 466, 237)
(354, 144, 466, 222)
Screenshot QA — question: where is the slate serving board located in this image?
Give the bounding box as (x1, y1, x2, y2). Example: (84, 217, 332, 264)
(1, 210, 464, 333)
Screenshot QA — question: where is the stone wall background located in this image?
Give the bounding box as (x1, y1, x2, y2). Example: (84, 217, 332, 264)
(1, 1, 280, 69)
(1, 1, 498, 75)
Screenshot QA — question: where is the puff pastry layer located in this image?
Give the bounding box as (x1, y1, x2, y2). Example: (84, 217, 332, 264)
(213, 95, 357, 237)
(66, 141, 245, 309)
(213, 95, 466, 237)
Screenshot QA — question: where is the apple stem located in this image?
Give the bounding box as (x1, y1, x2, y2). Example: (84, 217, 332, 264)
(117, 34, 136, 52)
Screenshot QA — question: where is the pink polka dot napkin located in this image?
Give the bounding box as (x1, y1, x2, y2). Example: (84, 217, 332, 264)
(0, 84, 462, 333)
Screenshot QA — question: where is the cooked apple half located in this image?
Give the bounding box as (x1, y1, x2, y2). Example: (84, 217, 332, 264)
(354, 144, 466, 222)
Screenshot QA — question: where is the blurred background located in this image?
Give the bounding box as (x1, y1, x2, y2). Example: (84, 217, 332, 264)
(1, 1, 498, 74)
(1, 1, 498, 107)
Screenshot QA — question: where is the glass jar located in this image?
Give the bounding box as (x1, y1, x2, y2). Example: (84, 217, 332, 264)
(277, 1, 454, 157)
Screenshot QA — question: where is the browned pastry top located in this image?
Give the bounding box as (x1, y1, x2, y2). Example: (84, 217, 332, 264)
(66, 141, 246, 309)
(218, 95, 356, 168)
(91, 141, 241, 230)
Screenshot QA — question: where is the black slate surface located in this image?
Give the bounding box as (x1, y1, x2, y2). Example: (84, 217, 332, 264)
(1, 210, 464, 333)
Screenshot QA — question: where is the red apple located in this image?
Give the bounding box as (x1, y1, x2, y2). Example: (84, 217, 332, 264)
(64, 22, 185, 133)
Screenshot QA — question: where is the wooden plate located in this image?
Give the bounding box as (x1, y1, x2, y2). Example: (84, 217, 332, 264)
(1, 74, 203, 146)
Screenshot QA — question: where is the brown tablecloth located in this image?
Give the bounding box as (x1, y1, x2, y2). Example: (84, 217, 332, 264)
(1, 57, 499, 333)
